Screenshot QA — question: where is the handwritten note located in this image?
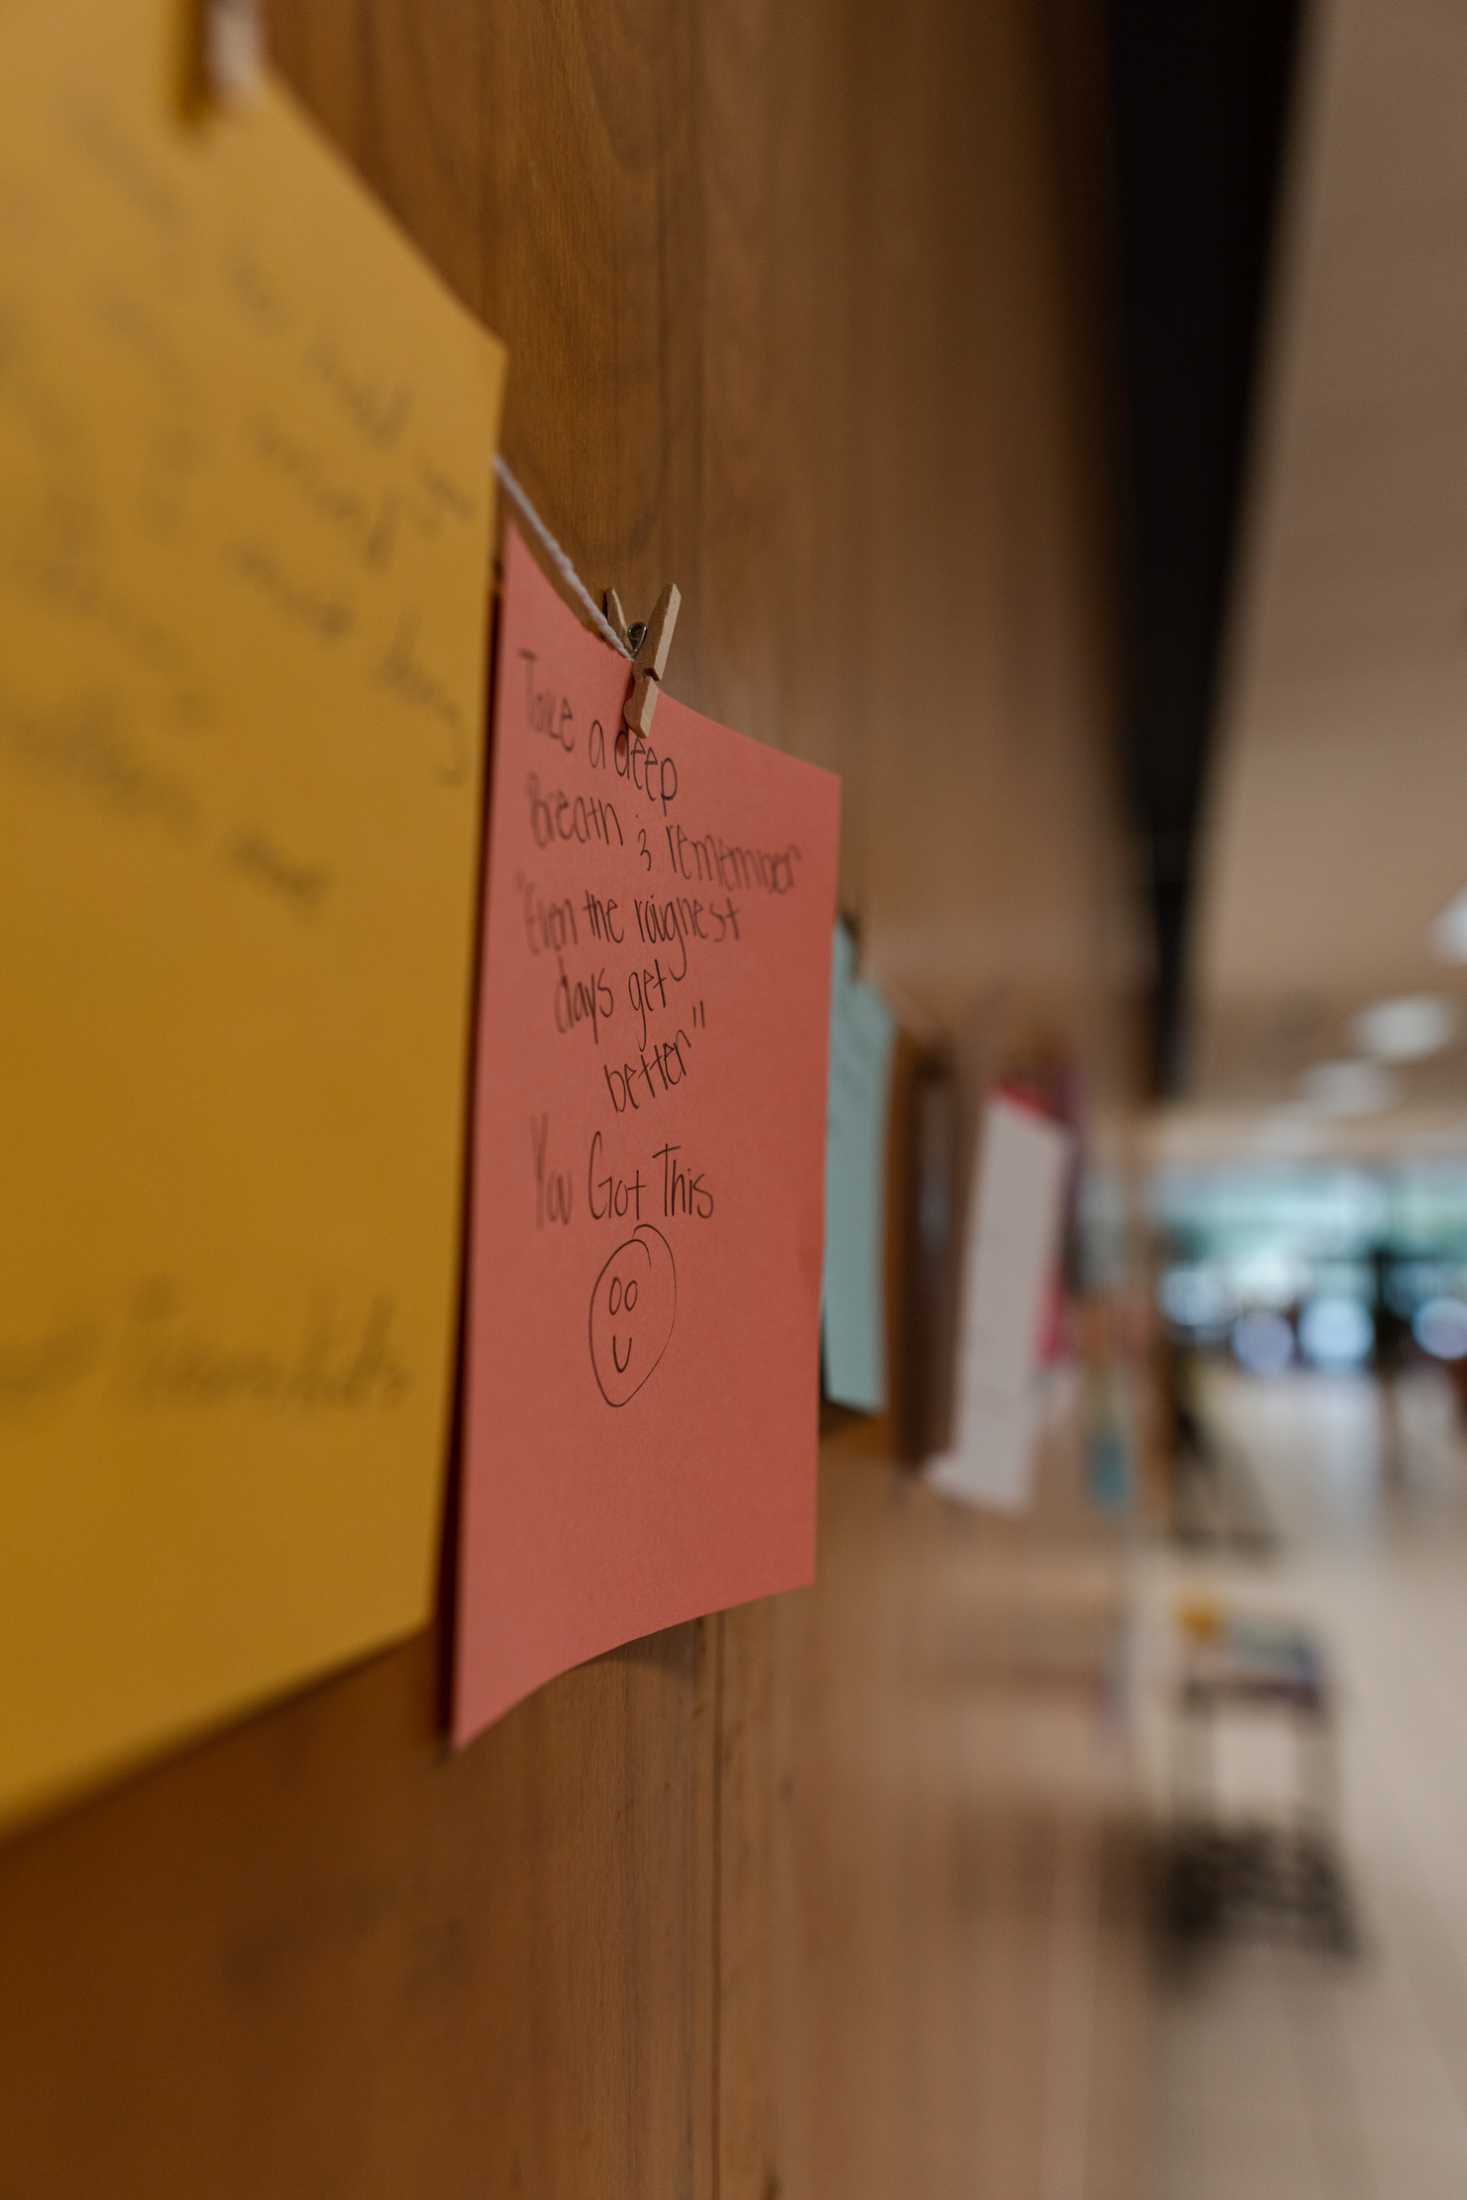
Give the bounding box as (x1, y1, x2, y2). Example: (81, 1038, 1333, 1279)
(822, 924, 896, 1412)
(453, 523, 840, 1739)
(927, 1096, 1072, 1511)
(0, 0, 505, 1823)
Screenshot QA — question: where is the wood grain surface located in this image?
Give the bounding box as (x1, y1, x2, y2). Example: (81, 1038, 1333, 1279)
(0, 3, 1148, 2194)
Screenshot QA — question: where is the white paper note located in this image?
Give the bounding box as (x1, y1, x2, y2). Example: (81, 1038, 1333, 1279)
(927, 1094, 1071, 1511)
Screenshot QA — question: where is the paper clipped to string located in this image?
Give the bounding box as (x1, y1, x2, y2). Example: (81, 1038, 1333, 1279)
(822, 923, 897, 1413)
(0, 0, 505, 1824)
(454, 521, 840, 1740)
(927, 1095, 1073, 1511)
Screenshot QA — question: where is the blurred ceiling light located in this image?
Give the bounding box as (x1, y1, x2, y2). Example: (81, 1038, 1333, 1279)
(1230, 1246, 1308, 1308)
(1430, 887, 1467, 963)
(1298, 1296, 1373, 1369)
(1414, 1297, 1467, 1362)
(1297, 1059, 1401, 1117)
(1250, 1104, 1322, 1154)
(1351, 993, 1458, 1062)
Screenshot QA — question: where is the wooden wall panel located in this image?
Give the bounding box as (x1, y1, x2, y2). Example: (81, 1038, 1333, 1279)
(0, 3, 1148, 2195)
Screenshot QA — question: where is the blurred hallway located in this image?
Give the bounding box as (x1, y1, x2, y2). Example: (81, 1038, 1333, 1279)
(1148, 1368, 1467, 2199)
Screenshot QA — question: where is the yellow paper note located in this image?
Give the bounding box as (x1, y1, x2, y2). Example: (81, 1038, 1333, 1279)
(0, 0, 505, 1825)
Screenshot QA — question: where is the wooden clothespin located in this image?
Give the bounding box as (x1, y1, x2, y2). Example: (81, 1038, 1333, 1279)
(604, 583, 682, 738)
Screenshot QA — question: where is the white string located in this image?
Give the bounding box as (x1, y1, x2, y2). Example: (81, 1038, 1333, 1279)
(493, 456, 631, 659)
(494, 458, 942, 1041)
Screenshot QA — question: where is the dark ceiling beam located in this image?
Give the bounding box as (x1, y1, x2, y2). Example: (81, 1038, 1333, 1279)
(1105, 0, 1308, 1092)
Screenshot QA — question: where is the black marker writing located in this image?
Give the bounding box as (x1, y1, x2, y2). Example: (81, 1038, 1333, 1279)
(611, 721, 678, 812)
(653, 1141, 715, 1220)
(374, 611, 469, 784)
(663, 822, 800, 894)
(588, 1128, 645, 1222)
(588, 1225, 677, 1407)
(516, 872, 579, 955)
(582, 888, 624, 944)
(603, 1028, 693, 1114)
(632, 890, 741, 980)
(627, 956, 682, 1049)
(526, 771, 623, 851)
(554, 955, 614, 1047)
(532, 1113, 573, 1227)
(520, 649, 575, 752)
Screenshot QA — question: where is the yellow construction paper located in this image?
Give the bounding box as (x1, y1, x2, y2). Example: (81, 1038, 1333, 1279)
(0, 0, 505, 1825)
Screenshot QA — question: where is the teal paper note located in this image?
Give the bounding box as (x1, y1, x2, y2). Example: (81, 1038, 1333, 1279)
(822, 923, 897, 1412)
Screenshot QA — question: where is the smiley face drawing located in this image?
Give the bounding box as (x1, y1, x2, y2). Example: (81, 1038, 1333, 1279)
(588, 1224, 677, 1407)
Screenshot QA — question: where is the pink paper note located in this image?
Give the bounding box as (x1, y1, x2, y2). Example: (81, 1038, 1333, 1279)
(453, 522, 841, 1739)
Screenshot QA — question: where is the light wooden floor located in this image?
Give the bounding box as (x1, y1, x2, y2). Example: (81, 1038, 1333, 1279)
(1143, 1367, 1467, 2200)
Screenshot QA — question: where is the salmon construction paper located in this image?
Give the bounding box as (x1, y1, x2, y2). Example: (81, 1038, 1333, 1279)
(454, 523, 840, 1738)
